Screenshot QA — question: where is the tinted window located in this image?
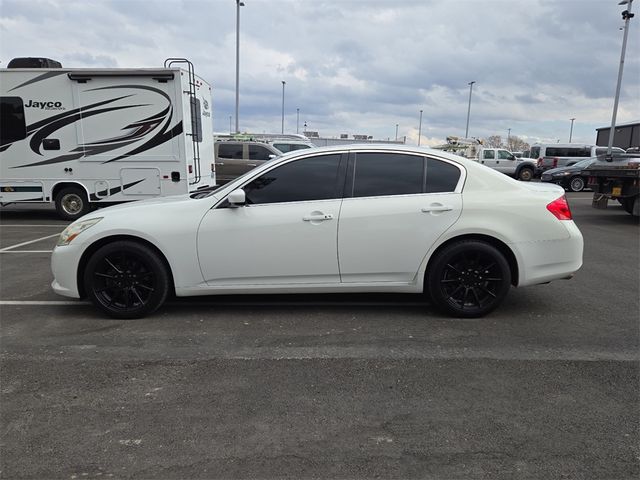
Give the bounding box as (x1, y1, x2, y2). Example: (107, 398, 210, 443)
(531, 147, 541, 158)
(243, 154, 341, 204)
(546, 147, 590, 157)
(352, 153, 424, 198)
(483, 150, 495, 159)
(497, 150, 512, 159)
(426, 158, 460, 193)
(272, 143, 291, 153)
(217, 143, 243, 159)
(0, 97, 27, 145)
(248, 144, 276, 160)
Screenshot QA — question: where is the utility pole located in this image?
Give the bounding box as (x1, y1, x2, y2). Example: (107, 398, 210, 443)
(569, 118, 576, 142)
(418, 110, 423, 146)
(608, 0, 634, 155)
(465, 81, 475, 138)
(281, 81, 286, 134)
(235, 0, 244, 134)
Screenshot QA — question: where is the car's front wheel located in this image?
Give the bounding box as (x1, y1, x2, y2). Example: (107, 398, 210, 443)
(83, 241, 170, 319)
(427, 240, 511, 318)
(569, 176, 585, 192)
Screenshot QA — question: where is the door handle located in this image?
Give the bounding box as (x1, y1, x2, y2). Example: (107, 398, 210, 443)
(421, 205, 452, 213)
(303, 213, 334, 221)
(247, 163, 257, 167)
(215, 162, 225, 166)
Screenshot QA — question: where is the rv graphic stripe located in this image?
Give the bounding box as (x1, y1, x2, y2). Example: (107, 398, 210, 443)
(89, 179, 146, 201)
(8, 71, 68, 93)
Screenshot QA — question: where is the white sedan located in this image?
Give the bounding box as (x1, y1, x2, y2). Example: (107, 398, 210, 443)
(51, 145, 583, 319)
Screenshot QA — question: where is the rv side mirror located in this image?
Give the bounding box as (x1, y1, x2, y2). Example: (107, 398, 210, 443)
(227, 189, 246, 207)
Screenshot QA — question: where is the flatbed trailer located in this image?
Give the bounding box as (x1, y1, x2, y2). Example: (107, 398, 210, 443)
(583, 161, 640, 216)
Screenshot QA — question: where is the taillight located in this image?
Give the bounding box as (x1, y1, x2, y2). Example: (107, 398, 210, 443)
(547, 195, 572, 220)
(552, 157, 559, 168)
(537, 158, 543, 167)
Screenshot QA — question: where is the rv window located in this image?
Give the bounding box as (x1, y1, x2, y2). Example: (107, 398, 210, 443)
(0, 97, 27, 145)
(190, 98, 202, 143)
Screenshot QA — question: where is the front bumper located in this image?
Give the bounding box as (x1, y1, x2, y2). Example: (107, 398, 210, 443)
(51, 243, 84, 298)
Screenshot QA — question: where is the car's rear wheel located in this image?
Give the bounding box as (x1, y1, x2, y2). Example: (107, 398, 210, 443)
(83, 241, 169, 319)
(569, 176, 585, 192)
(517, 167, 534, 181)
(427, 240, 511, 318)
(55, 187, 91, 221)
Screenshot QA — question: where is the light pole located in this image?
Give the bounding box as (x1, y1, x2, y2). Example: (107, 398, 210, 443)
(418, 110, 423, 146)
(229, 115, 232, 134)
(296, 108, 300, 134)
(465, 81, 475, 138)
(395, 124, 399, 141)
(569, 118, 576, 142)
(507, 128, 511, 149)
(608, 0, 634, 155)
(235, 0, 244, 134)
(281, 81, 286, 134)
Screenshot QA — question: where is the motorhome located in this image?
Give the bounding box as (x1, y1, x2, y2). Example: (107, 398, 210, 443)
(0, 57, 214, 220)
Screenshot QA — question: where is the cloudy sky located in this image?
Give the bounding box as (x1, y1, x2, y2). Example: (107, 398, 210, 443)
(1, 0, 638, 146)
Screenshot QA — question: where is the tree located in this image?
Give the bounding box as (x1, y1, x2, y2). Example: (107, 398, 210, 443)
(485, 135, 502, 147)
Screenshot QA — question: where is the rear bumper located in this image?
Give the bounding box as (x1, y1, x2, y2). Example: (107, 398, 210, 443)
(514, 221, 583, 287)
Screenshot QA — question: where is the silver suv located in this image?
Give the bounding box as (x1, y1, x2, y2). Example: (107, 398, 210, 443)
(215, 141, 282, 184)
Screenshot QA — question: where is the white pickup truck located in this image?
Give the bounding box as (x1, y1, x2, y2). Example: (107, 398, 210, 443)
(474, 148, 537, 181)
(433, 138, 536, 181)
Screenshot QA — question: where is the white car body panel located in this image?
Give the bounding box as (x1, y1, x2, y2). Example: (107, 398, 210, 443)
(51, 145, 583, 310)
(197, 198, 342, 286)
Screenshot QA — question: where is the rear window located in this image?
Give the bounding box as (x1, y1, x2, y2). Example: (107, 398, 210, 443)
(545, 147, 590, 157)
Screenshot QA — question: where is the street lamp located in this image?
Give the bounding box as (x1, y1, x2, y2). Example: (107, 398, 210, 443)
(507, 128, 511, 149)
(418, 110, 423, 146)
(281, 81, 286, 134)
(235, 0, 244, 134)
(229, 115, 232, 134)
(395, 124, 399, 141)
(296, 108, 300, 134)
(608, 0, 634, 155)
(569, 118, 576, 142)
(465, 81, 475, 138)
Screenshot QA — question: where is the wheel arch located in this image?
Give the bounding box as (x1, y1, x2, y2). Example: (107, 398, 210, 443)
(423, 233, 519, 289)
(76, 234, 176, 298)
(51, 182, 90, 202)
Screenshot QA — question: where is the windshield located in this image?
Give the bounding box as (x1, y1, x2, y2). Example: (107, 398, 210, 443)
(573, 158, 595, 168)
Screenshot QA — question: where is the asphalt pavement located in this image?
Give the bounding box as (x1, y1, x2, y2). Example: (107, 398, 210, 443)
(1, 194, 638, 479)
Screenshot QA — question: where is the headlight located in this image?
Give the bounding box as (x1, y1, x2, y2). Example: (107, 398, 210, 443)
(57, 217, 103, 246)
(553, 171, 571, 177)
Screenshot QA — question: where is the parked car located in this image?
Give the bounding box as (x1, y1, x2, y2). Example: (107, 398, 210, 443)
(268, 139, 316, 153)
(532, 143, 625, 174)
(540, 158, 596, 192)
(214, 140, 282, 183)
(51, 145, 583, 320)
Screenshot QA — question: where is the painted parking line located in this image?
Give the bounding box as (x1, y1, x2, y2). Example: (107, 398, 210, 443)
(0, 233, 60, 252)
(0, 300, 428, 307)
(0, 300, 89, 305)
(1, 225, 68, 227)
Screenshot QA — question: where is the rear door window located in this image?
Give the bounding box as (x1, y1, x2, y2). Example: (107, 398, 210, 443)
(425, 158, 461, 193)
(217, 143, 243, 159)
(351, 152, 424, 198)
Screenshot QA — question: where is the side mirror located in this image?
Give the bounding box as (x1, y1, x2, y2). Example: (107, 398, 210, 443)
(508, 155, 516, 160)
(268, 154, 277, 160)
(227, 189, 246, 207)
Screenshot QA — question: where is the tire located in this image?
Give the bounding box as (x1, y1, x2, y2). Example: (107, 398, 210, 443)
(568, 176, 585, 192)
(427, 240, 511, 318)
(83, 241, 170, 319)
(622, 197, 637, 216)
(55, 187, 90, 221)
(517, 167, 534, 182)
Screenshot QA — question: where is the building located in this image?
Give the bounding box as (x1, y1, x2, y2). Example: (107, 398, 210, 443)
(596, 121, 639, 149)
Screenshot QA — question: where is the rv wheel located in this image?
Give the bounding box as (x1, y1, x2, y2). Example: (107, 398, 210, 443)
(55, 187, 90, 221)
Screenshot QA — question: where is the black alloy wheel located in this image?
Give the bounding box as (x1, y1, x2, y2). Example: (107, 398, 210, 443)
(569, 176, 585, 192)
(84, 241, 169, 319)
(427, 240, 511, 318)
